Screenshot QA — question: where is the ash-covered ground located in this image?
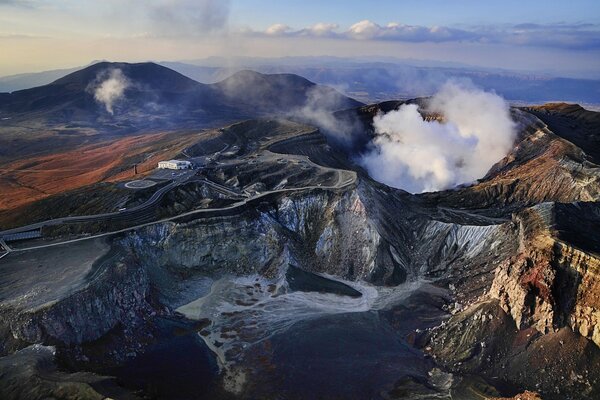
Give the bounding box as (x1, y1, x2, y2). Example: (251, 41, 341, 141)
(0, 93, 599, 400)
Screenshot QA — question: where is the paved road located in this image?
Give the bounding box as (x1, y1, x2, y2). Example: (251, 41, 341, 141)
(8, 174, 356, 253)
(0, 178, 183, 237)
(0, 129, 357, 253)
(0, 176, 243, 239)
(199, 178, 245, 199)
(0, 239, 10, 259)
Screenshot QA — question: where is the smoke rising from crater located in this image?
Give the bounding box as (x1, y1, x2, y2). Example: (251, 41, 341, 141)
(294, 85, 357, 144)
(360, 81, 516, 193)
(88, 68, 130, 114)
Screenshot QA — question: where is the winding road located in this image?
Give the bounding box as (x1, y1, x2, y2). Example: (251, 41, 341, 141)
(0, 129, 357, 254)
(0, 239, 10, 260)
(0, 179, 182, 237)
(6, 173, 356, 253)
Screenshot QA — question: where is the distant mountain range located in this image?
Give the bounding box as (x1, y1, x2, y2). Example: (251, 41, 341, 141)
(161, 60, 600, 106)
(0, 61, 360, 130)
(0, 61, 361, 162)
(2, 57, 600, 106)
(0, 66, 84, 93)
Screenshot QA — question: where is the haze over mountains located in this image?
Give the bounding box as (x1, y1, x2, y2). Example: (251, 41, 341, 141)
(2, 0, 600, 398)
(0, 61, 360, 162)
(0, 54, 599, 399)
(2, 57, 600, 107)
(0, 61, 359, 123)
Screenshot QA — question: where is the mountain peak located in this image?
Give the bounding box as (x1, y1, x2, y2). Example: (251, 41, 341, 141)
(50, 61, 201, 92)
(219, 69, 315, 88)
(216, 69, 361, 110)
(0, 62, 361, 131)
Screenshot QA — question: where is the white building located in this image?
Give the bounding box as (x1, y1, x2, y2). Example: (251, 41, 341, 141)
(158, 160, 192, 170)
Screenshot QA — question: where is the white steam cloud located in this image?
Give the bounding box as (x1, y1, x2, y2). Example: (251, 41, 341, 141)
(89, 68, 130, 114)
(360, 81, 516, 193)
(295, 86, 352, 143)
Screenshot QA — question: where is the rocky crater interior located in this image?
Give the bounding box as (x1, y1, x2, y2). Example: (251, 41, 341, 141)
(0, 100, 599, 400)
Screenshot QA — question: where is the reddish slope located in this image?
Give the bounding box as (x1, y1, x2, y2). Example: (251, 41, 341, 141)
(0, 131, 199, 212)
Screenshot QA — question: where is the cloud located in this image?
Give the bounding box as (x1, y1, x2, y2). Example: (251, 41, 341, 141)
(250, 20, 477, 43)
(359, 81, 516, 193)
(299, 23, 340, 38)
(147, 0, 230, 36)
(101, 0, 230, 37)
(347, 20, 478, 42)
(0, 0, 35, 7)
(346, 20, 380, 39)
(246, 19, 600, 50)
(265, 23, 291, 36)
(264, 22, 341, 39)
(292, 85, 354, 144)
(87, 68, 130, 114)
(0, 33, 47, 39)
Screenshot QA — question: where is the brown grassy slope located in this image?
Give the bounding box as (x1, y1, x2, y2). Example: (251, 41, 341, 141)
(0, 131, 200, 212)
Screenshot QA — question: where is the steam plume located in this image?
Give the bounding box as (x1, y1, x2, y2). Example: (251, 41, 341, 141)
(292, 85, 362, 147)
(89, 68, 130, 114)
(360, 81, 516, 193)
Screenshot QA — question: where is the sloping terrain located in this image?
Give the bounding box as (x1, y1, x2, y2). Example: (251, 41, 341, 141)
(421, 109, 600, 214)
(0, 82, 599, 400)
(5, 59, 600, 106)
(0, 131, 199, 214)
(0, 62, 361, 163)
(524, 103, 600, 164)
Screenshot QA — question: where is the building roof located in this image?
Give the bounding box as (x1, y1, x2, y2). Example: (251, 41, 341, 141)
(161, 159, 190, 164)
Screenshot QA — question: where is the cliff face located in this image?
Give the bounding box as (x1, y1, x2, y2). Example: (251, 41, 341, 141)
(1, 104, 599, 399)
(0, 181, 517, 354)
(1, 187, 395, 353)
(416, 107, 600, 399)
(1, 252, 154, 357)
(426, 200, 600, 398)
(125, 188, 391, 287)
(489, 203, 600, 345)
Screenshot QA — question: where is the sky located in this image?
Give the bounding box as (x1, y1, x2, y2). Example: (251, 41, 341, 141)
(1, 0, 599, 77)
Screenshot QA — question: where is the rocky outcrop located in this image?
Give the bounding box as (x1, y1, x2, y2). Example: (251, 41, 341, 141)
(126, 188, 393, 285)
(488, 203, 600, 345)
(426, 299, 600, 399)
(5, 254, 153, 347)
(566, 244, 600, 346)
(425, 200, 600, 398)
(489, 203, 559, 333)
(418, 220, 508, 276)
(492, 392, 543, 400)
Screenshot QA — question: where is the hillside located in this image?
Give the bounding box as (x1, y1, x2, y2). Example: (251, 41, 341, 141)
(524, 103, 600, 164)
(0, 64, 599, 399)
(5, 58, 600, 106)
(0, 62, 361, 162)
(0, 131, 200, 215)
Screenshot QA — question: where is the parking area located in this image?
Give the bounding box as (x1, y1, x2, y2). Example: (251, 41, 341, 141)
(149, 169, 197, 181)
(124, 179, 157, 189)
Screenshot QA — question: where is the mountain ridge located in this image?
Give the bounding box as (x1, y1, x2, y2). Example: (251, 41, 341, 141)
(0, 61, 361, 117)
(0, 61, 362, 162)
